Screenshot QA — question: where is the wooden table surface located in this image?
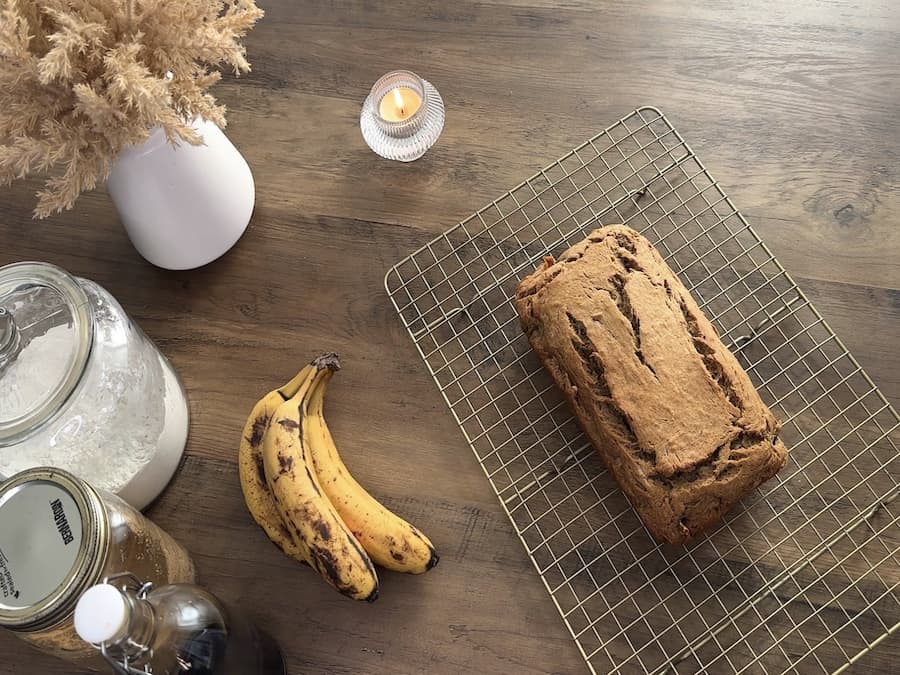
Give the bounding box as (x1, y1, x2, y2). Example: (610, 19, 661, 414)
(2, 1, 898, 673)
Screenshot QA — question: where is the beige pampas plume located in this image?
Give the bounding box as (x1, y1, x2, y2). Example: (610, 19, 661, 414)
(0, 0, 264, 218)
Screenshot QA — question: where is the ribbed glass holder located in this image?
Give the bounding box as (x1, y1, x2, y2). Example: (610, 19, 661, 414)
(360, 70, 445, 162)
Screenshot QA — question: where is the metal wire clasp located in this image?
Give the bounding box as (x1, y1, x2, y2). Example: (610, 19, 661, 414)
(96, 572, 155, 675)
(0, 307, 22, 373)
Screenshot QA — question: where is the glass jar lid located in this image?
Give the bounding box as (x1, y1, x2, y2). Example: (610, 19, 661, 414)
(0, 262, 93, 445)
(0, 467, 108, 631)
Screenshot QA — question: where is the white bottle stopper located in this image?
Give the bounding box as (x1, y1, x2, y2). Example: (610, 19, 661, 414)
(74, 583, 130, 645)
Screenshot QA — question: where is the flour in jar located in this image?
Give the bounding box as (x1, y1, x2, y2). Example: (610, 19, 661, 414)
(0, 324, 73, 420)
(0, 297, 184, 498)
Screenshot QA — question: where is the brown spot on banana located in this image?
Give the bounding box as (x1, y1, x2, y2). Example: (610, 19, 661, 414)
(278, 418, 300, 432)
(343, 525, 378, 576)
(306, 538, 379, 602)
(309, 545, 349, 589)
(277, 452, 293, 473)
(249, 415, 269, 447)
(315, 520, 332, 541)
(254, 454, 267, 486)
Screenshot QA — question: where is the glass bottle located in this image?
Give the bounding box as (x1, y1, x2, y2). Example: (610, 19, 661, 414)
(0, 467, 195, 669)
(0, 261, 189, 510)
(74, 574, 285, 675)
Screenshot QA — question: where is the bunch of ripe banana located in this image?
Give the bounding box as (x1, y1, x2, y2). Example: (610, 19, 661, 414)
(238, 353, 438, 601)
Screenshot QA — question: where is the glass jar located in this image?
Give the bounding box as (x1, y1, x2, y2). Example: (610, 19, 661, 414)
(0, 262, 189, 509)
(0, 467, 196, 670)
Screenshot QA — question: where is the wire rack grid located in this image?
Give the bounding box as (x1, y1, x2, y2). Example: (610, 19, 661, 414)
(384, 107, 899, 674)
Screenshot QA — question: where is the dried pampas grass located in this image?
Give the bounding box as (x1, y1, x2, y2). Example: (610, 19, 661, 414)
(0, 0, 264, 217)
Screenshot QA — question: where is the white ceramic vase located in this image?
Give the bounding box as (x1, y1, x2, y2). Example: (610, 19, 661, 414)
(107, 119, 255, 270)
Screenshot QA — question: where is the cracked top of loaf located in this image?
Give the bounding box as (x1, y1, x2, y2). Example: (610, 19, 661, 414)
(515, 225, 787, 544)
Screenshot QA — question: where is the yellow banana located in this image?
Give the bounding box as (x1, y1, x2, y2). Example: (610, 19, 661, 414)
(305, 369, 439, 574)
(264, 354, 379, 602)
(238, 364, 314, 563)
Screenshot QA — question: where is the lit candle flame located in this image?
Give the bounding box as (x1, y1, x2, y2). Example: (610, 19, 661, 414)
(377, 86, 422, 122)
(392, 88, 405, 116)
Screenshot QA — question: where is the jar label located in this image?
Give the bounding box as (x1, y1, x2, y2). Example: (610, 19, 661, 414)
(0, 481, 83, 610)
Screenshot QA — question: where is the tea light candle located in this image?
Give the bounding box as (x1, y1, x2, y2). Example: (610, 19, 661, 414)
(360, 70, 445, 162)
(379, 87, 422, 122)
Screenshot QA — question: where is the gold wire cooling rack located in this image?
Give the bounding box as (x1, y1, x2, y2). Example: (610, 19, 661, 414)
(384, 107, 899, 674)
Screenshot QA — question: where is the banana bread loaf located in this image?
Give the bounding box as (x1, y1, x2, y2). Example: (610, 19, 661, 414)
(514, 225, 787, 545)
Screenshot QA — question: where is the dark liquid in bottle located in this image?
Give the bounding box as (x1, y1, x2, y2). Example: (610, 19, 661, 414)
(115, 584, 286, 675)
(176, 611, 284, 674)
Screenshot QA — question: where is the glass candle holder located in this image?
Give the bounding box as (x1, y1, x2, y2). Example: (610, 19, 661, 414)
(360, 70, 445, 162)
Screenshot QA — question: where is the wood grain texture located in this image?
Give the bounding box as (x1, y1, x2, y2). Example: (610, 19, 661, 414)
(1, 0, 897, 673)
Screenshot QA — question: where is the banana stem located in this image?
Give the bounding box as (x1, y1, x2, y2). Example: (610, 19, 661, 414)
(277, 365, 314, 400)
(312, 352, 341, 373)
(276, 353, 341, 400)
(308, 368, 333, 415)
